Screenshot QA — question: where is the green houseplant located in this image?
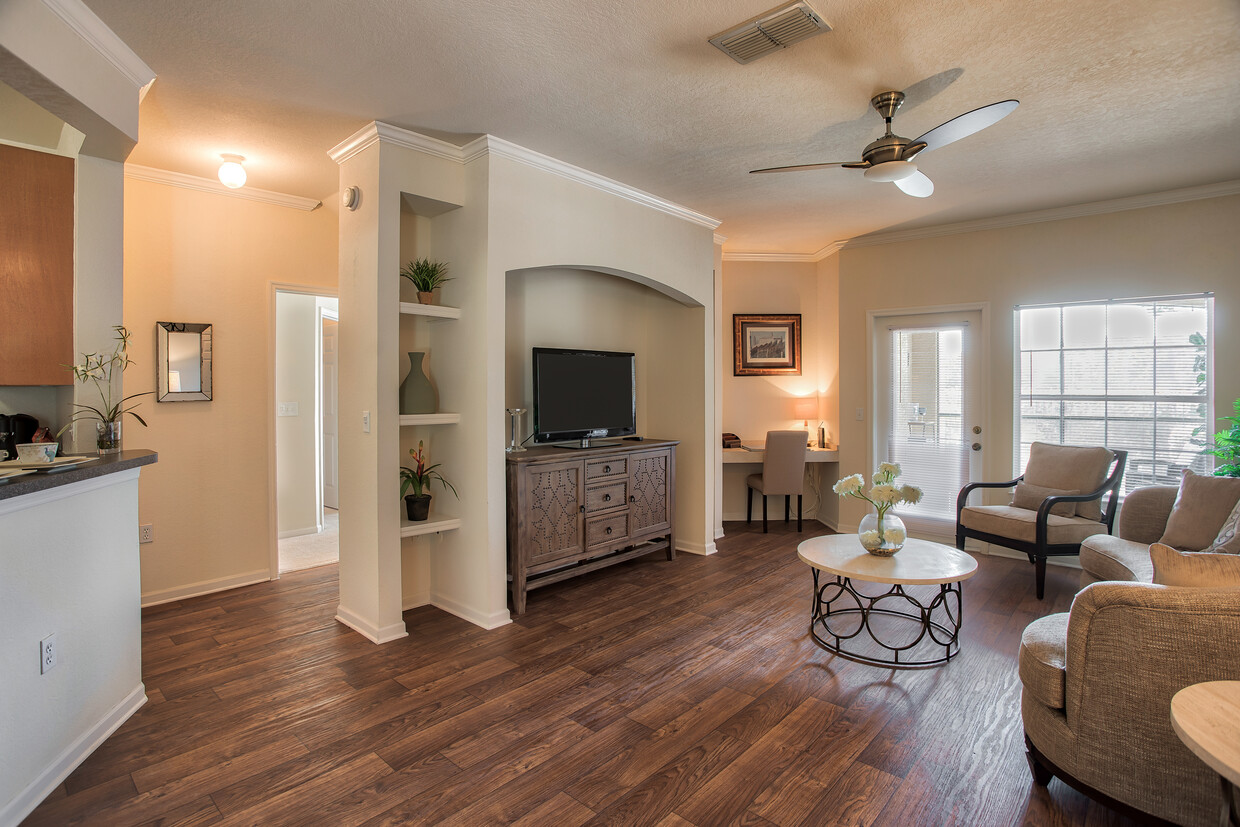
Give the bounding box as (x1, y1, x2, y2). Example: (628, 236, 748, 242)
(56, 325, 150, 454)
(1206, 398, 1240, 477)
(400, 440, 458, 521)
(400, 258, 451, 305)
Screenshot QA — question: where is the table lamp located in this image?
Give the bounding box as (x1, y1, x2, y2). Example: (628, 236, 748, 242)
(794, 399, 816, 446)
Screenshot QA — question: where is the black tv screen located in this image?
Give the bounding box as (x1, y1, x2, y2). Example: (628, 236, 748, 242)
(532, 347, 636, 444)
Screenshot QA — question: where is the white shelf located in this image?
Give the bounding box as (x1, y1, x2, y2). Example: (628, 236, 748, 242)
(400, 516, 463, 538)
(400, 413, 461, 426)
(399, 302, 461, 319)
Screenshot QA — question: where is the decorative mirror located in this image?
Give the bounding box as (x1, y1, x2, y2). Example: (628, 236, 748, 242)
(156, 322, 212, 401)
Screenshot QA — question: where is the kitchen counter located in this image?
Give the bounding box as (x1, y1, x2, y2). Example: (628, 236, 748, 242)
(0, 449, 157, 501)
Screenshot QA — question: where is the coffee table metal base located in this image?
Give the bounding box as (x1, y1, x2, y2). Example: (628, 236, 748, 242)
(810, 569, 964, 668)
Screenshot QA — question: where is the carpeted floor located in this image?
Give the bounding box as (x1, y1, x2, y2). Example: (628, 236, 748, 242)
(278, 508, 339, 573)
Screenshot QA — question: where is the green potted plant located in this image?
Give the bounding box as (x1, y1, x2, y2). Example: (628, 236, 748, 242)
(56, 325, 150, 454)
(400, 258, 451, 305)
(1206, 398, 1240, 477)
(400, 440, 458, 521)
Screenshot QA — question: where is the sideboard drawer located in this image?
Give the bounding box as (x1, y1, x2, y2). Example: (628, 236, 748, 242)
(586, 512, 629, 549)
(586, 456, 627, 481)
(585, 480, 627, 513)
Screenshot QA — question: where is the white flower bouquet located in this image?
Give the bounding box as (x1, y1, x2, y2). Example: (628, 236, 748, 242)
(833, 462, 923, 553)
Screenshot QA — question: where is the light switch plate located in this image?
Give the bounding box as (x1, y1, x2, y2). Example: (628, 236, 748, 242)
(278, 402, 299, 417)
(855, 407, 865, 421)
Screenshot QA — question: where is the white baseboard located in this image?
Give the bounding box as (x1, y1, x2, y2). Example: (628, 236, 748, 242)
(676, 539, 716, 556)
(141, 569, 271, 608)
(402, 589, 431, 611)
(334, 605, 408, 643)
(278, 526, 318, 539)
(2, 683, 146, 827)
(722, 509, 821, 523)
(430, 591, 512, 630)
(715, 524, 725, 540)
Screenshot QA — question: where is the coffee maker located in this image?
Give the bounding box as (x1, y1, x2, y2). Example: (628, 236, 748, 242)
(0, 413, 38, 461)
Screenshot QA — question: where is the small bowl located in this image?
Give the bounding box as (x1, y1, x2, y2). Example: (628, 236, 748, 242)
(16, 443, 58, 463)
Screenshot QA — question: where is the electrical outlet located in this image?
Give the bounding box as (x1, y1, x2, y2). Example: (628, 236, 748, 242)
(40, 633, 57, 674)
(139, 524, 154, 544)
(856, 407, 865, 421)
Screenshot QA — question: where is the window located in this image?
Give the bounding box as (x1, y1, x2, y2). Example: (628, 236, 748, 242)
(1015, 295, 1212, 496)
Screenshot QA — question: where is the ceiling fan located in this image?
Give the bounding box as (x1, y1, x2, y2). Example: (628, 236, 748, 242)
(750, 90, 1018, 197)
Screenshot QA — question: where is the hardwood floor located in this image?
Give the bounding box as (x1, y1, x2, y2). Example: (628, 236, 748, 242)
(26, 523, 1141, 826)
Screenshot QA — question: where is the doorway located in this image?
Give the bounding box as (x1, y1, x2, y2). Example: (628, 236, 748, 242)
(274, 289, 340, 573)
(873, 307, 985, 536)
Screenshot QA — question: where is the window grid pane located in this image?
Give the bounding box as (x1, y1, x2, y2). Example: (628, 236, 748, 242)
(1016, 296, 1211, 496)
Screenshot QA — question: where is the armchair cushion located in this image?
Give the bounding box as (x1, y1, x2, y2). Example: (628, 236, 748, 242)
(1079, 534, 1154, 584)
(1159, 469, 1240, 551)
(959, 505, 1104, 545)
(1150, 543, 1240, 587)
(1012, 481, 1079, 517)
(1019, 613, 1068, 709)
(1023, 442, 1115, 521)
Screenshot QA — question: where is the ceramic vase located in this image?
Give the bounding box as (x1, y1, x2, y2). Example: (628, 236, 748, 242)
(405, 494, 431, 521)
(858, 511, 905, 556)
(97, 420, 122, 455)
(399, 352, 436, 415)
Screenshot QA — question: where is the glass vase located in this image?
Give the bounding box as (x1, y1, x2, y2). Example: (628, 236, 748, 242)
(858, 510, 906, 556)
(97, 420, 122, 455)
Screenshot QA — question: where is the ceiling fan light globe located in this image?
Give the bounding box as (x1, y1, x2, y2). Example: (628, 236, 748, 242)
(863, 160, 918, 183)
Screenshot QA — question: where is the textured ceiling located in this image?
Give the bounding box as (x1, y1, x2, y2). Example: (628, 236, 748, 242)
(85, 0, 1240, 254)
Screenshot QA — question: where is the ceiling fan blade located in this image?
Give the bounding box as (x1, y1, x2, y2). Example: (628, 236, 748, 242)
(894, 171, 934, 198)
(914, 99, 1018, 153)
(749, 161, 863, 174)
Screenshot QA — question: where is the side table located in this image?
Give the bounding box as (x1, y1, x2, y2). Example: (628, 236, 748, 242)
(1170, 681, 1240, 827)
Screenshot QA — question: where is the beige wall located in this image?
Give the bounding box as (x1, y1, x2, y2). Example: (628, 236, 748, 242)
(123, 178, 338, 604)
(275, 291, 320, 536)
(834, 195, 1240, 532)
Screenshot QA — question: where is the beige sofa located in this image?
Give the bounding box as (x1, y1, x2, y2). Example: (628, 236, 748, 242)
(1020, 483, 1240, 825)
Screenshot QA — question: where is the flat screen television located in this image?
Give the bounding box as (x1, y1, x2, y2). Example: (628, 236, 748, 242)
(532, 347, 636, 446)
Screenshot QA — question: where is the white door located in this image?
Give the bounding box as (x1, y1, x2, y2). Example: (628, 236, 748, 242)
(321, 317, 339, 510)
(875, 309, 984, 533)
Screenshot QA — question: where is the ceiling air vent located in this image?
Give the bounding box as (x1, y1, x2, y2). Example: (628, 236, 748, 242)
(709, 1, 832, 65)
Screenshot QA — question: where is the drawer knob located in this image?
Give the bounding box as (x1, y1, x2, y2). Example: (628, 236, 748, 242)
(603, 465, 611, 473)
(603, 494, 612, 502)
(629, 495, 636, 503)
(579, 505, 585, 513)
(605, 526, 613, 535)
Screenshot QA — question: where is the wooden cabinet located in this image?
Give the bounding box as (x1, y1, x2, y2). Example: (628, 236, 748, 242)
(506, 440, 677, 614)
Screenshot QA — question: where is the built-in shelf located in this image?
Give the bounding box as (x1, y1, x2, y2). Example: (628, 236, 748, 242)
(400, 516, 463, 538)
(399, 413, 461, 426)
(399, 302, 461, 319)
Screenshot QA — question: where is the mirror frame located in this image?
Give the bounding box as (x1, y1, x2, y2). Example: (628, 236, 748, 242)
(156, 322, 213, 402)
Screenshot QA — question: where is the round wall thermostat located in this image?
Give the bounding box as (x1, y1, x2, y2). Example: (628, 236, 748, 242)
(342, 186, 361, 210)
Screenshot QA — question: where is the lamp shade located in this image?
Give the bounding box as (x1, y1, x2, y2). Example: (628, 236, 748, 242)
(794, 399, 817, 421)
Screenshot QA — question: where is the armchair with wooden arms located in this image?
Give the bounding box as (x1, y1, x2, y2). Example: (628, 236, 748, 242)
(956, 442, 1127, 599)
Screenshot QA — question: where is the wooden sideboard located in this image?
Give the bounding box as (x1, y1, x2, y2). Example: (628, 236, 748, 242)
(505, 439, 677, 614)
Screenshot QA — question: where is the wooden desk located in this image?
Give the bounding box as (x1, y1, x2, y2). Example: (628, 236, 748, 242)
(722, 447, 838, 464)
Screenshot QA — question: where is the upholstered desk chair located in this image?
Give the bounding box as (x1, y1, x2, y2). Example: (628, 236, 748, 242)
(956, 442, 1127, 599)
(746, 430, 809, 533)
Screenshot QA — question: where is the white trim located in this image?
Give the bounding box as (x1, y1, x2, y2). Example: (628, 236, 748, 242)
(41, 0, 156, 89)
(328, 123, 721, 230)
(141, 569, 271, 607)
(714, 233, 728, 246)
(278, 526, 319, 540)
(398, 302, 462, 319)
(676, 539, 717, 556)
(124, 165, 322, 211)
(723, 240, 844, 262)
(335, 604, 409, 643)
(0, 467, 139, 517)
(845, 180, 1240, 249)
(2, 683, 146, 827)
(399, 413, 461, 426)
(399, 517, 463, 538)
(402, 589, 431, 611)
(430, 591, 512, 630)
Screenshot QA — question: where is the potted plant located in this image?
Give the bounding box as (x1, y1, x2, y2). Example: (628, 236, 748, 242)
(1206, 398, 1240, 477)
(56, 325, 150, 454)
(400, 258, 451, 305)
(400, 440, 457, 521)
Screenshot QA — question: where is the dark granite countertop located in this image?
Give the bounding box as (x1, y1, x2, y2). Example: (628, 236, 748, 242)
(0, 450, 158, 502)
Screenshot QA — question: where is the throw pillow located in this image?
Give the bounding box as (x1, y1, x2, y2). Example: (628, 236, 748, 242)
(1150, 542, 1240, 587)
(1207, 497, 1240, 555)
(1159, 470, 1240, 551)
(1012, 481, 1079, 518)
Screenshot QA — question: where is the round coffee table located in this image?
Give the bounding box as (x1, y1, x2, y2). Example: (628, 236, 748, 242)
(797, 534, 978, 667)
(1170, 681, 1240, 826)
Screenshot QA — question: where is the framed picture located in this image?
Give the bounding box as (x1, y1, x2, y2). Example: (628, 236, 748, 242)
(733, 314, 801, 376)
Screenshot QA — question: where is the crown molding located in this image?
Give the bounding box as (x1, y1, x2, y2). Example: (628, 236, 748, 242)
(722, 240, 843, 263)
(844, 180, 1240, 249)
(713, 233, 728, 246)
(327, 122, 379, 164)
(124, 165, 322, 211)
(42, 0, 156, 89)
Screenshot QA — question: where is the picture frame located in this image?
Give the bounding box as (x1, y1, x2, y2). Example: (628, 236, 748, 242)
(156, 321, 213, 402)
(733, 314, 801, 376)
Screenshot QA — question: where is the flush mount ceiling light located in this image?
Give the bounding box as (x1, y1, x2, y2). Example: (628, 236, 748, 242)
(217, 154, 247, 189)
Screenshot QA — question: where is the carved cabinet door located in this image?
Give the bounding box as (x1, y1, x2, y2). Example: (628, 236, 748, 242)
(524, 459, 584, 567)
(628, 449, 672, 540)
